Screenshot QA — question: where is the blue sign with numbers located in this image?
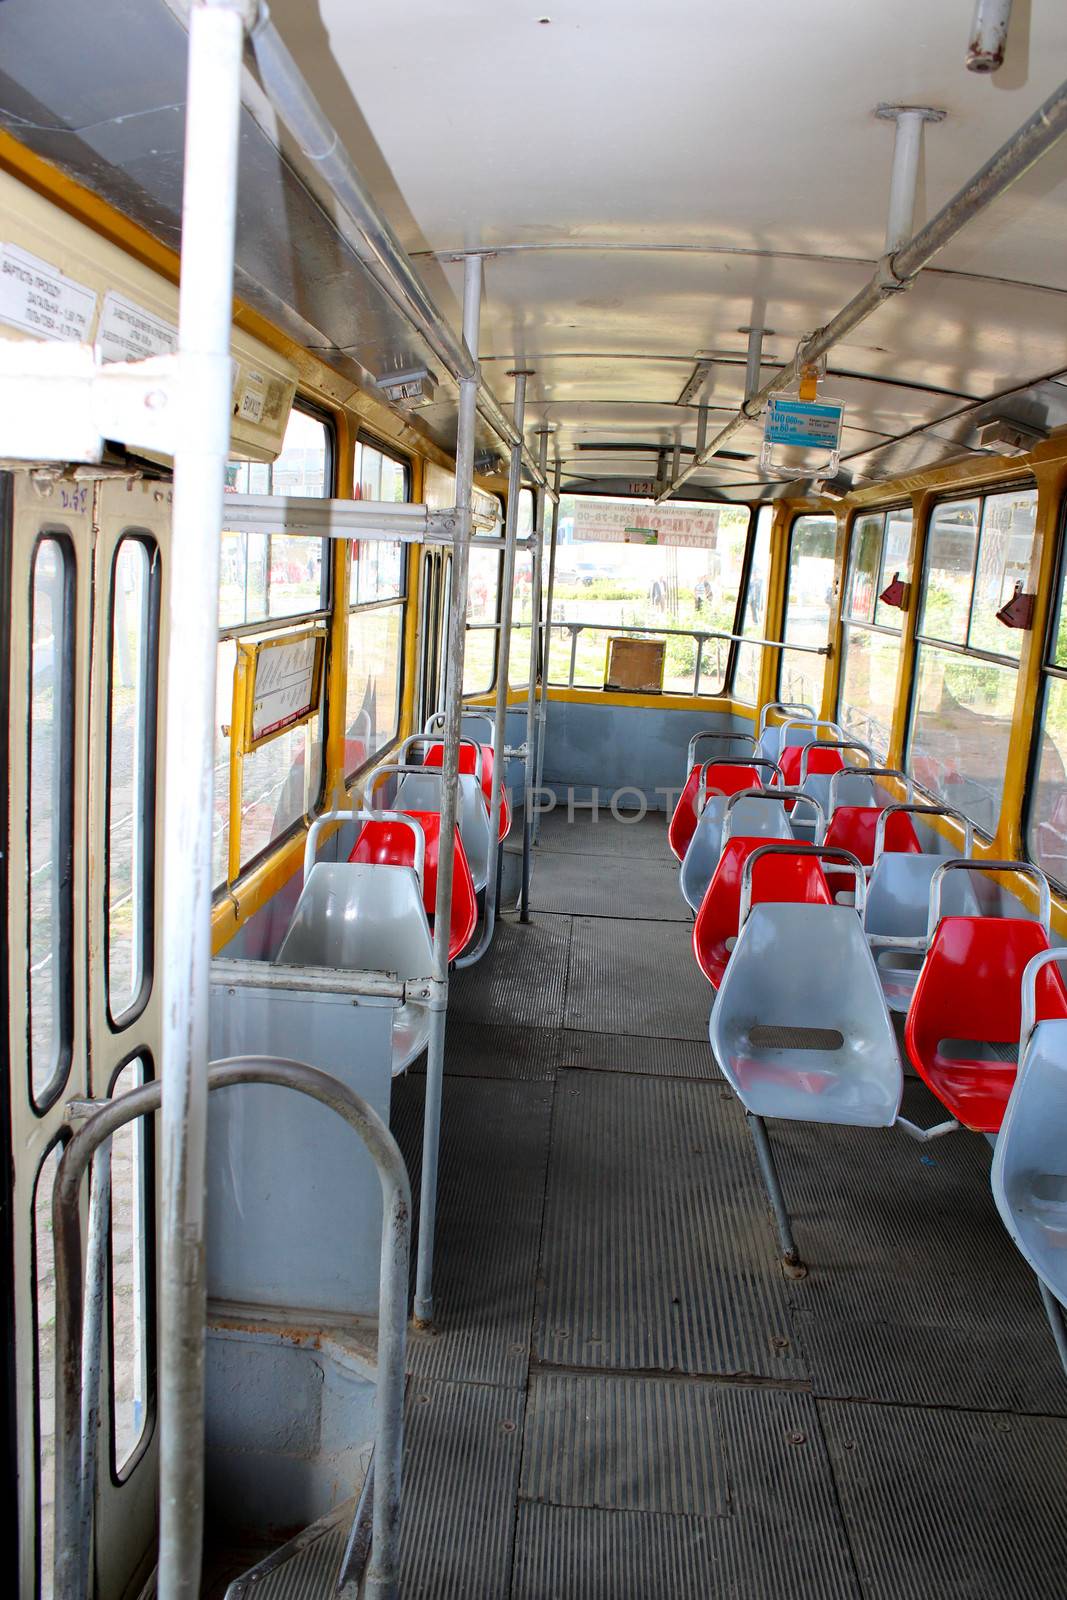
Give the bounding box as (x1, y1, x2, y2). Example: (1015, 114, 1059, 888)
(764, 397, 844, 450)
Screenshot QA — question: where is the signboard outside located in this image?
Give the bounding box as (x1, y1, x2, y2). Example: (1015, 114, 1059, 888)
(570, 497, 721, 549)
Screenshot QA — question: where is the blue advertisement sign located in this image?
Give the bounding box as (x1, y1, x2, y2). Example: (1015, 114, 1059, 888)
(764, 397, 844, 451)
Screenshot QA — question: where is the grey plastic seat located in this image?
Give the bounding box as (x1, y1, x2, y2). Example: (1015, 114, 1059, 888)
(796, 739, 874, 839)
(757, 701, 815, 764)
(679, 787, 822, 914)
(278, 814, 433, 1074)
(710, 845, 903, 1127)
(992, 949, 1067, 1312)
(863, 804, 978, 1011)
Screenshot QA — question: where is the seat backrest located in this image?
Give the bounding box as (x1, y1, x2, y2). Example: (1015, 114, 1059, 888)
(277, 860, 434, 978)
(757, 702, 815, 763)
(905, 916, 1067, 1130)
(865, 852, 980, 942)
(778, 743, 843, 788)
(669, 762, 765, 860)
(693, 838, 832, 988)
(721, 793, 794, 846)
(423, 740, 510, 840)
(991, 953, 1067, 1304)
(350, 811, 477, 961)
(825, 806, 921, 867)
(395, 770, 492, 887)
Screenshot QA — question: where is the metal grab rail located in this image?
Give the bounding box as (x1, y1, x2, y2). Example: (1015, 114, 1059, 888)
(53, 1058, 410, 1600)
(463, 618, 830, 695)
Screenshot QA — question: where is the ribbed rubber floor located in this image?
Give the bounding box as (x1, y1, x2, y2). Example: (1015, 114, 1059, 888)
(447, 912, 571, 1029)
(771, 1080, 1067, 1415)
(565, 916, 713, 1040)
(536, 808, 671, 858)
(400, 1379, 525, 1599)
(513, 1389, 858, 1599)
(535, 1071, 804, 1377)
(391, 1074, 553, 1389)
(558, 1028, 718, 1079)
(388, 811, 1067, 1597)
(411, 1017, 561, 1080)
(820, 1399, 1067, 1598)
(530, 848, 687, 920)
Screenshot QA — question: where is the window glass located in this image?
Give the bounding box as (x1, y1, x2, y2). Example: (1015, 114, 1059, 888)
(110, 1057, 152, 1476)
(29, 535, 74, 1110)
(223, 410, 330, 623)
(968, 489, 1037, 659)
(355, 439, 409, 503)
(346, 608, 402, 776)
(107, 539, 157, 1024)
(240, 716, 324, 868)
(1029, 676, 1067, 886)
(218, 532, 268, 629)
(919, 498, 980, 645)
(733, 506, 772, 704)
(845, 513, 882, 624)
(543, 494, 750, 694)
(464, 543, 501, 695)
(909, 643, 1016, 835)
(353, 541, 404, 604)
(838, 627, 900, 762)
(212, 639, 236, 889)
(778, 513, 836, 711)
(34, 1142, 62, 1599)
(510, 547, 534, 689)
(874, 506, 914, 627)
(267, 535, 326, 620)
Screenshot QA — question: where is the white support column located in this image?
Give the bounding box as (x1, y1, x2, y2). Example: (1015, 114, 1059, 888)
(414, 253, 482, 1324)
(158, 2, 249, 1596)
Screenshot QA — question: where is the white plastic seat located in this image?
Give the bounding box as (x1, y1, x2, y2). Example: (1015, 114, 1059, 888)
(863, 804, 978, 1011)
(710, 846, 903, 1127)
(757, 701, 815, 764)
(679, 786, 822, 913)
(278, 846, 434, 1075)
(796, 739, 874, 839)
(992, 949, 1067, 1311)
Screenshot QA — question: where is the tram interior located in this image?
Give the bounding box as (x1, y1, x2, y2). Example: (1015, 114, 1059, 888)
(4, 1, 1067, 1597)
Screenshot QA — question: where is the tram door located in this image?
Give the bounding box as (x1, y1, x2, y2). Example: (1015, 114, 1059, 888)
(417, 547, 453, 726)
(6, 472, 169, 1600)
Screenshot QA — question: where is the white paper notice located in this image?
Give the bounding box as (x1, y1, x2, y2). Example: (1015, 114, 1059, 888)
(251, 634, 320, 742)
(96, 291, 177, 364)
(0, 243, 96, 342)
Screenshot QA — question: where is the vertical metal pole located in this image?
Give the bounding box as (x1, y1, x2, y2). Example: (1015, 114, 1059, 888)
(520, 428, 549, 920)
(532, 460, 561, 842)
(747, 1113, 807, 1278)
(159, 3, 247, 1594)
(743, 326, 765, 406)
(414, 253, 481, 1324)
(967, 0, 1013, 72)
(455, 369, 528, 967)
(696, 403, 709, 457)
(878, 105, 945, 254)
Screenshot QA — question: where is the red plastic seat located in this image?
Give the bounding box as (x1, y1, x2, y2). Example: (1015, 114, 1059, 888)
(423, 741, 509, 841)
(777, 744, 844, 789)
(823, 806, 920, 894)
(692, 839, 833, 989)
(350, 810, 477, 961)
(906, 917, 1067, 1133)
(669, 764, 765, 860)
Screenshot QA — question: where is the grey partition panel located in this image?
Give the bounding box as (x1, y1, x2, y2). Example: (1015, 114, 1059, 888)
(207, 981, 396, 1316)
(540, 701, 751, 810)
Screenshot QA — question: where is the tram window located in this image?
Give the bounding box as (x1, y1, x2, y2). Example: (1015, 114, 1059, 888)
(240, 713, 325, 867)
(543, 494, 749, 693)
(464, 500, 503, 696)
(778, 513, 836, 709)
(28, 534, 75, 1112)
(109, 1057, 153, 1478)
(908, 486, 1036, 835)
(509, 491, 535, 689)
(212, 639, 237, 889)
(732, 506, 773, 704)
(346, 440, 409, 780)
(355, 438, 409, 503)
(1026, 520, 1067, 886)
(106, 538, 160, 1027)
(837, 506, 912, 761)
(33, 1140, 63, 1598)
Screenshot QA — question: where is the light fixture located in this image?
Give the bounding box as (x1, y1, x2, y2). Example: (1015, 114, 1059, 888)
(375, 367, 438, 407)
(976, 415, 1048, 456)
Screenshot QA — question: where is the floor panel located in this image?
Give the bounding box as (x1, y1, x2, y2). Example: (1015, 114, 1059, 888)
(447, 912, 572, 1029)
(529, 849, 688, 920)
(559, 1028, 719, 1080)
(821, 1398, 1067, 1599)
(535, 1071, 805, 1379)
(536, 808, 672, 859)
(411, 1017, 561, 1081)
(565, 916, 712, 1040)
(391, 1074, 553, 1389)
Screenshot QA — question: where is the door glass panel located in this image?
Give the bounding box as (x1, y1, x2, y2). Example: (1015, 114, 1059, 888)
(34, 1142, 62, 1599)
(29, 535, 74, 1109)
(107, 539, 156, 1023)
(110, 1057, 152, 1476)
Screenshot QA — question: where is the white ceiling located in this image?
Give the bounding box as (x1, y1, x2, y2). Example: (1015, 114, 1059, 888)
(266, 0, 1067, 493)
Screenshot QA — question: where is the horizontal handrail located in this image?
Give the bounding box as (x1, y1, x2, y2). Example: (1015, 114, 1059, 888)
(54, 1057, 410, 1600)
(873, 803, 973, 862)
(739, 843, 867, 927)
(799, 739, 874, 783)
(927, 858, 1052, 941)
(720, 786, 826, 852)
(304, 808, 425, 890)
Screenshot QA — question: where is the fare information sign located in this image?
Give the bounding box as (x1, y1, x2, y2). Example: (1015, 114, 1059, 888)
(763, 398, 844, 452)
